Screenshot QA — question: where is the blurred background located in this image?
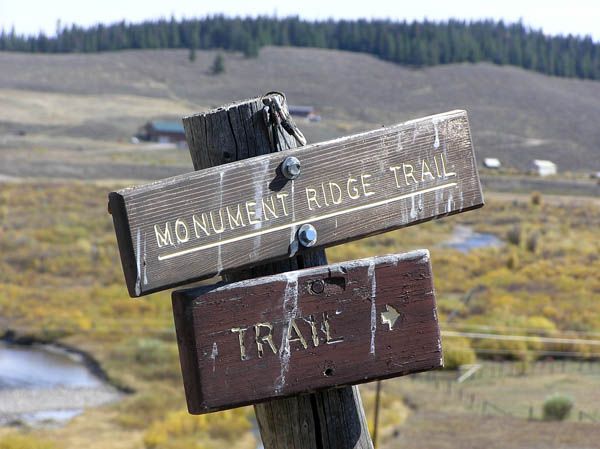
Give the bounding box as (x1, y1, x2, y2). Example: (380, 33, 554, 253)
(0, 1, 599, 448)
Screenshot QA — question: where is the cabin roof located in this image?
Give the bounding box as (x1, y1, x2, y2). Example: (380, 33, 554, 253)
(288, 105, 315, 113)
(148, 120, 185, 133)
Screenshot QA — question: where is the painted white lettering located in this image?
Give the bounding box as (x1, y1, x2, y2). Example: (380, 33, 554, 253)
(421, 160, 435, 182)
(261, 196, 279, 221)
(323, 312, 344, 344)
(174, 218, 190, 244)
(276, 193, 289, 216)
(226, 204, 246, 230)
(440, 153, 456, 178)
(328, 182, 343, 205)
(306, 188, 321, 211)
(304, 315, 320, 347)
(433, 155, 442, 178)
(209, 209, 225, 234)
(192, 213, 210, 238)
(254, 323, 278, 357)
(320, 183, 330, 206)
(347, 177, 360, 199)
(403, 163, 417, 185)
(287, 319, 308, 349)
(245, 201, 260, 225)
(360, 174, 375, 196)
(231, 327, 248, 360)
(389, 166, 403, 187)
(154, 223, 174, 248)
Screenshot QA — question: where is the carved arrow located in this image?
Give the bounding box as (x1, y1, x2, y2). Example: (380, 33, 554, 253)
(381, 304, 400, 330)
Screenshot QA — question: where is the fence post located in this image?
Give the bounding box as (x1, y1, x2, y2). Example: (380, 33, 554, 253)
(373, 381, 382, 449)
(183, 95, 373, 449)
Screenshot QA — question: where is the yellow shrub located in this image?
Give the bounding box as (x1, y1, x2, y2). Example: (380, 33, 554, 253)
(360, 387, 408, 442)
(144, 408, 252, 449)
(442, 336, 476, 369)
(0, 434, 56, 449)
(526, 316, 556, 333)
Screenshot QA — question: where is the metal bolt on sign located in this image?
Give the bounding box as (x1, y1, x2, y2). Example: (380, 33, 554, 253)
(298, 223, 318, 247)
(282, 156, 301, 180)
(311, 279, 326, 294)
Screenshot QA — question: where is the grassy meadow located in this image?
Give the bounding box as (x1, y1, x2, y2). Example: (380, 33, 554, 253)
(0, 179, 599, 448)
(1, 46, 599, 449)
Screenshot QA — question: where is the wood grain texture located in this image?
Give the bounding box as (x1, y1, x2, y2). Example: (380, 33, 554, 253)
(180, 96, 372, 449)
(109, 109, 483, 297)
(172, 251, 441, 414)
(255, 387, 372, 449)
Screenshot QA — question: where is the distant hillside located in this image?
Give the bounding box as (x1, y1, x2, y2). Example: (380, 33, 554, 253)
(2, 17, 599, 81)
(1, 47, 599, 171)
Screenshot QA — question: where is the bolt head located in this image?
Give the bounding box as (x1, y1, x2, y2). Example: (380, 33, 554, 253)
(282, 156, 301, 180)
(311, 279, 325, 294)
(298, 223, 317, 247)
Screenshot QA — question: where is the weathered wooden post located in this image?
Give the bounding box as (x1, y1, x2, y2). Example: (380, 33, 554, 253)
(182, 95, 373, 448)
(108, 92, 484, 449)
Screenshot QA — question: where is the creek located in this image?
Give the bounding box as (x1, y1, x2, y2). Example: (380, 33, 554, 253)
(443, 225, 503, 252)
(0, 340, 122, 426)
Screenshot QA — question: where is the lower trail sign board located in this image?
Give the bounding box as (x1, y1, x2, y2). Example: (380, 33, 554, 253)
(173, 250, 441, 414)
(110, 109, 483, 297)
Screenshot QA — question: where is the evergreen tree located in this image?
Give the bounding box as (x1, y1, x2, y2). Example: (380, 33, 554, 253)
(0, 17, 598, 81)
(211, 52, 225, 74)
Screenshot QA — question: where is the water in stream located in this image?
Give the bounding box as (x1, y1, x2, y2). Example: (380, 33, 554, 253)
(0, 341, 122, 426)
(443, 225, 503, 252)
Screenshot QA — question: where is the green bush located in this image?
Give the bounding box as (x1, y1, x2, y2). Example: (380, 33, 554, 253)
(531, 191, 543, 206)
(506, 250, 520, 270)
(543, 394, 573, 421)
(506, 225, 522, 246)
(211, 53, 225, 74)
(526, 231, 540, 253)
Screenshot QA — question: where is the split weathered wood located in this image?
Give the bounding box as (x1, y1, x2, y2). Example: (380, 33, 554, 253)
(181, 96, 373, 449)
(173, 251, 441, 414)
(109, 109, 483, 297)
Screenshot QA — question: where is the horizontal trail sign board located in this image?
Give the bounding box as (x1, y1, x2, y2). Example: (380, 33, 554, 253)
(172, 250, 441, 414)
(109, 110, 483, 296)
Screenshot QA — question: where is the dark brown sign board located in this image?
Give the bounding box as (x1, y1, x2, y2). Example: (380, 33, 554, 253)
(109, 109, 483, 296)
(172, 250, 441, 414)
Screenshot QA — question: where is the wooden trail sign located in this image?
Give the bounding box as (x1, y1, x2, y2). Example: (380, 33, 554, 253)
(173, 250, 441, 414)
(110, 109, 483, 297)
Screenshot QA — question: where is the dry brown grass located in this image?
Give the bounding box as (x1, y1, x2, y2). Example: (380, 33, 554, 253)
(1, 47, 599, 170)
